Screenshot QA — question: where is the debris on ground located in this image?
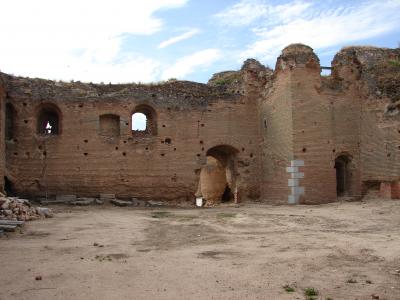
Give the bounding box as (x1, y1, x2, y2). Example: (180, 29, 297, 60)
(0, 195, 53, 231)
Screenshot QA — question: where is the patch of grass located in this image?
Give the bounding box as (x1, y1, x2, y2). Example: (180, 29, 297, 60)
(283, 284, 295, 292)
(175, 215, 198, 221)
(304, 287, 318, 299)
(151, 211, 171, 219)
(388, 59, 400, 68)
(216, 213, 237, 219)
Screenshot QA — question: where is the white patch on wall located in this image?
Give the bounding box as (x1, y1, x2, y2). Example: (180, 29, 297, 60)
(287, 160, 305, 204)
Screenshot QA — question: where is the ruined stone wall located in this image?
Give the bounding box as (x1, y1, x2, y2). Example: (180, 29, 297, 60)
(332, 47, 400, 192)
(1, 44, 399, 204)
(0, 76, 5, 192)
(258, 66, 294, 204)
(2, 75, 262, 201)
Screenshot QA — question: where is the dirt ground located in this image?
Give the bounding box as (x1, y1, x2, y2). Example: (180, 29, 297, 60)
(1, 194, 399, 300)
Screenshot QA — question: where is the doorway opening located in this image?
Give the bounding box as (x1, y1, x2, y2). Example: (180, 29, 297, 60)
(198, 145, 238, 205)
(335, 155, 351, 197)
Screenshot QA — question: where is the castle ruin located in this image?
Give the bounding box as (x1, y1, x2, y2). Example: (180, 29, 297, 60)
(1, 44, 400, 205)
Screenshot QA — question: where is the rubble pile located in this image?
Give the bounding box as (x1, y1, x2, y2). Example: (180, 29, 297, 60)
(0, 193, 53, 221)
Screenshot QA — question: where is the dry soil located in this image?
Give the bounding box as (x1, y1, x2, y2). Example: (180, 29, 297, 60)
(0, 194, 399, 300)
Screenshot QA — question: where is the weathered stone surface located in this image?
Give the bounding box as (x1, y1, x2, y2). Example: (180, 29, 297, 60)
(110, 199, 133, 207)
(1, 43, 399, 205)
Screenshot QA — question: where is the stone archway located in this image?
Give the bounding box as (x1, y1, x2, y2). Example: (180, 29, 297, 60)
(196, 145, 239, 206)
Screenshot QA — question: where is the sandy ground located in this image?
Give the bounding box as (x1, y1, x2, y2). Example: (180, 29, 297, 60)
(0, 195, 399, 300)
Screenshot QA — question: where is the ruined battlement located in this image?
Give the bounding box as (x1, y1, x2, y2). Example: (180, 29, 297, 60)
(0, 44, 399, 205)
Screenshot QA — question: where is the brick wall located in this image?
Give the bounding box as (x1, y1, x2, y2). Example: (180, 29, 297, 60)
(0, 77, 5, 192)
(2, 76, 261, 202)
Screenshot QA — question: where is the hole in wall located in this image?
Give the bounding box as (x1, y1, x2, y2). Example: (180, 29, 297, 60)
(79, 104, 83, 108)
(242, 148, 245, 152)
(145, 147, 149, 150)
(43, 151, 47, 156)
(387, 153, 391, 157)
(196, 154, 201, 157)
(115, 146, 119, 150)
(162, 124, 166, 127)
(37, 105, 61, 135)
(122, 152, 126, 156)
(161, 153, 165, 157)
(25, 152, 30, 157)
(302, 147, 307, 153)
(250, 153, 254, 158)
(23, 102, 27, 106)
(38, 145, 43, 150)
(201, 124, 205, 127)
(201, 147, 204, 151)
(84, 139, 88, 143)
(13, 152, 18, 156)
(165, 138, 172, 144)
(199, 140, 203, 144)
(173, 148, 176, 151)
(84, 152, 88, 156)
(24, 120, 28, 124)
(332, 149, 336, 153)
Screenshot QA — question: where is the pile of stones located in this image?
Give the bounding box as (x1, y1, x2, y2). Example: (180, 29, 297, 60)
(0, 193, 53, 222)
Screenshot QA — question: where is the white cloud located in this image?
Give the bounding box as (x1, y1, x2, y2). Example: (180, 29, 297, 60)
(214, 0, 311, 27)
(161, 49, 221, 80)
(0, 0, 187, 83)
(214, 0, 269, 27)
(158, 29, 200, 49)
(239, 0, 400, 63)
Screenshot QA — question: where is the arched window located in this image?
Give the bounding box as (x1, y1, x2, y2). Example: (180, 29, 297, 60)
(131, 105, 157, 136)
(37, 104, 61, 135)
(5, 103, 15, 141)
(131, 113, 147, 131)
(99, 114, 120, 136)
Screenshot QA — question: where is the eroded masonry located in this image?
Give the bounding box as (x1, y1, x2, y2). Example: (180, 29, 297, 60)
(1, 44, 400, 205)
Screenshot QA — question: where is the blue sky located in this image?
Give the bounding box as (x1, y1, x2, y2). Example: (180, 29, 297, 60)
(1, 0, 399, 83)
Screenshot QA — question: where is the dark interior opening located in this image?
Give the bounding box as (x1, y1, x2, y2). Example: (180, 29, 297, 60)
(4, 176, 14, 196)
(221, 185, 232, 202)
(37, 108, 60, 135)
(335, 155, 350, 197)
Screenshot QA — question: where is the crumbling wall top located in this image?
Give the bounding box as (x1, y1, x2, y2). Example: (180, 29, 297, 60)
(275, 43, 320, 72)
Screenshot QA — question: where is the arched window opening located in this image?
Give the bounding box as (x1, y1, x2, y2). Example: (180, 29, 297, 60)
(99, 114, 120, 137)
(131, 105, 157, 136)
(131, 113, 147, 131)
(335, 155, 352, 197)
(5, 103, 15, 141)
(37, 106, 60, 135)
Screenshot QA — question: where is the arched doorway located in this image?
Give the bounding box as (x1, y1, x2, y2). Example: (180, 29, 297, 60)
(197, 145, 239, 206)
(335, 155, 351, 197)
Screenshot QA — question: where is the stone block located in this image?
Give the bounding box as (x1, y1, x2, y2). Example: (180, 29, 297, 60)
(390, 181, 400, 199)
(290, 160, 304, 167)
(380, 182, 392, 199)
(291, 172, 304, 179)
(286, 167, 298, 173)
(56, 194, 76, 203)
(291, 186, 305, 195)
